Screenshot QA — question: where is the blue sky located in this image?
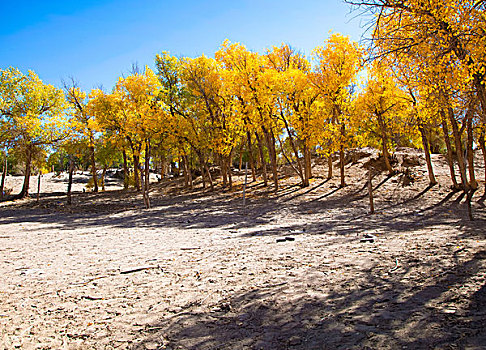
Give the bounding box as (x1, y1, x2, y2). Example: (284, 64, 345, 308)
(0, 0, 368, 92)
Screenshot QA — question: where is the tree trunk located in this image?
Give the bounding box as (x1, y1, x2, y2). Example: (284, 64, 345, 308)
(339, 123, 346, 187)
(143, 142, 151, 209)
(16, 146, 32, 199)
(466, 110, 478, 190)
(263, 127, 278, 191)
(227, 152, 233, 190)
(473, 74, 486, 127)
(270, 131, 278, 191)
(440, 113, 459, 189)
(247, 132, 256, 182)
(339, 145, 345, 187)
(221, 154, 228, 188)
(282, 114, 305, 185)
(197, 151, 206, 189)
(133, 154, 141, 191)
(255, 131, 268, 186)
(200, 163, 206, 188)
(382, 139, 393, 174)
(277, 134, 304, 185)
(327, 155, 333, 179)
(181, 153, 188, 188)
(304, 144, 312, 186)
(368, 170, 374, 214)
(140, 163, 146, 205)
(36, 172, 41, 202)
(101, 166, 107, 191)
(419, 124, 437, 185)
(1, 155, 6, 199)
(449, 108, 468, 190)
(479, 129, 486, 188)
(377, 113, 393, 174)
(89, 145, 98, 193)
(122, 149, 129, 190)
(205, 162, 214, 190)
(67, 156, 74, 205)
(238, 145, 243, 172)
(183, 152, 193, 189)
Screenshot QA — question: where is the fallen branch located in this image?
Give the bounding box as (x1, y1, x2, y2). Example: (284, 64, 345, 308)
(120, 265, 160, 274)
(79, 275, 110, 286)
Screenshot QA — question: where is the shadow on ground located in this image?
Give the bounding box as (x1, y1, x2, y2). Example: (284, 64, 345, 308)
(1, 175, 485, 240)
(132, 250, 486, 349)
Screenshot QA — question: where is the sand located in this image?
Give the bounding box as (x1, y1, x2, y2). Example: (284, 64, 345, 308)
(0, 151, 485, 349)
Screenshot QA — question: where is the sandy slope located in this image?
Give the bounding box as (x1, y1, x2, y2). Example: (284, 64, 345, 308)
(0, 151, 485, 349)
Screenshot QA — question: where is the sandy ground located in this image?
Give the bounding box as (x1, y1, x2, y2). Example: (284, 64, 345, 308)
(0, 150, 485, 349)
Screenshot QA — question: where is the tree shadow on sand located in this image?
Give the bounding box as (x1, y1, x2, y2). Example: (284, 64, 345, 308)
(0, 177, 485, 239)
(131, 250, 486, 349)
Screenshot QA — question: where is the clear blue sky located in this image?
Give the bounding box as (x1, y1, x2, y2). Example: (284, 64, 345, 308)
(0, 0, 367, 92)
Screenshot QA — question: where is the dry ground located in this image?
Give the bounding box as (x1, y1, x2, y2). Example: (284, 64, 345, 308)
(1, 150, 485, 349)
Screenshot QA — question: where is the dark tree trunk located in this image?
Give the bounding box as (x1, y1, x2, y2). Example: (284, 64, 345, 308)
(368, 170, 374, 214)
(449, 108, 468, 190)
(466, 110, 478, 189)
(67, 156, 74, 205)
(101, 166, 107, 191)
(238, 143, 244, 172)
(440, 113, 459, 189)
(205, 161, 213, 190)
(143, 142, 151, 209)
(197, 151, 206, 189)
(36, 172, 41, 202)
(1, 155, 6, 199)
(339, 145, 345, 187)
(181, 153, 188, 188)
(89, 145, 98, 193)
(479, 129, 486, 188)
(247, 132, 256, 182)
(122, 149, 129, 190)
(221, 154, 228, 188)
(327, 155, 333, 179)
(263, 127, 278, 192)
(255, 131, 268, 186)
(304, 144, 312, 186)
(15, 146, 32, 199)
(377, 113, 393, 174)
(339, 123, 346, 187)
(419, 124, 437, 185)
(133, 154, 141, 191)
(182, 152, 193, 189)
(227, 152, 233, 190)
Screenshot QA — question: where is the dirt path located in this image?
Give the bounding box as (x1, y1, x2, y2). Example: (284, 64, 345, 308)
(1, 153, 485, 349)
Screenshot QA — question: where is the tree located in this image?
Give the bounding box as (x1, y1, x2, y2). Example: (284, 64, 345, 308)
(311, 33, 362, 186)
(0, 67, 66, 199)
(266, 44, 320, 187)
(64, 79, 99, 192)
(346, 0, 486, 131)
(90, 67, 163, 208)
(354, 62, 412, 175)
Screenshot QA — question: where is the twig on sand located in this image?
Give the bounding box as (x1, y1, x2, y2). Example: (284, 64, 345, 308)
(388, 258, 399, 273)
(78, 275, 110, 286)
(120, 265, 160, 274)
(81, 295, 103, 301)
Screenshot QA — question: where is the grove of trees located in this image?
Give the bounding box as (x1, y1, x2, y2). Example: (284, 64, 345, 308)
(1, 0, 485, 208)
